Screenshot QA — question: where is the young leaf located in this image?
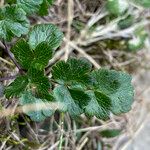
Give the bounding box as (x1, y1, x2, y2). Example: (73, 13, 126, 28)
(54, 85, 90, 117)
(90, 69, 134, 114)
(5, 75, 29, 98)
(20, 91, 54, 122)
(0, 5, 29, 41)
(32, 42, 53, 69)
(28, 24, 63, 50)
(106, 0, 129, 16)
(52, 58, 92, 85)
(11, 39, 33, 69)
(11, 40, 53, 70)
(27, 67, 52, 100)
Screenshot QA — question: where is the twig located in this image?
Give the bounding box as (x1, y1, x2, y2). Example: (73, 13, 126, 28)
(0, 75, 17, 81)
(0, 57, 14, 66)
(64, 38, 101, 69)
(77, 137, 88, 150)
(58, 113, 64, 150)
(64, 0, 74, 61)
(2, 41, 23, 73)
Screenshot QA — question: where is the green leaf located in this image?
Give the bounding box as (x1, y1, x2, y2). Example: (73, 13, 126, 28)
(106, 0, 129, 16)
(85, 91, 111, 120)
(11, 40, 53, 70)
(38, 0, 54, 16)
(118, 15, 134, 30)
(20, 91, 54, 122)
(69, 88, 90, 109)
(0, 5, 29, 41)
(28, 24, 63, 50)
(54, 85, 90, 117)
(11, 39, 33, 69)
(27, 67, 52, 100)
(17, 0, 54, 16)
(133, 0, 150, 8)
(5, 0, 16, 5)
(100, 129, 121, 138)
(17, 0, 43, 15)
(90, 69, 134, 114)
(32, 42, 53, 69)
(5, 75, 29, 98)
(52, 58, 92, 85)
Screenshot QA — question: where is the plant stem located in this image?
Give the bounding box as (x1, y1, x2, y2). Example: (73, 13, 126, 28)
(2, 41, 24, 74)
(58, 113, 64, 150)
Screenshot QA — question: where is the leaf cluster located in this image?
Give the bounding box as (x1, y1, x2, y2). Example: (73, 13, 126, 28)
(4, 24, 134, 121)
(0, 0, 54, 41)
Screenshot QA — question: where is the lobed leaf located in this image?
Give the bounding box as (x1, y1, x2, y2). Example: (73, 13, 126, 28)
(11, 39, 33, 70)
(5, 75, 29, 98)
(32, 42, 53, 69)
(20, 91, 54, 122)
(27, 67, 52, 100)
(28, 24, 63, 50)
(17, 0, 54, 16)
(54, 85, 90, 117)
(85, 91, 111, 120)
(90, 69, 134, 114)
(17, 0, 43, 14)
(0, 5, 29, 41)
(11, 40, 53, 70)
(52, 57, 92, 85)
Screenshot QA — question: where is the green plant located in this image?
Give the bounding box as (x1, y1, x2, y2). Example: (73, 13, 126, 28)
(0, 1, 134, 122)
(2, 23, 134, 122)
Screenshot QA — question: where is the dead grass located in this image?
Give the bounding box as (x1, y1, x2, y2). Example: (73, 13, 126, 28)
(0, 0, 150, 149)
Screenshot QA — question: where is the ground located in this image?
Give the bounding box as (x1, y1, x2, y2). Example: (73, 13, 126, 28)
(0, 0, 150, 149)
